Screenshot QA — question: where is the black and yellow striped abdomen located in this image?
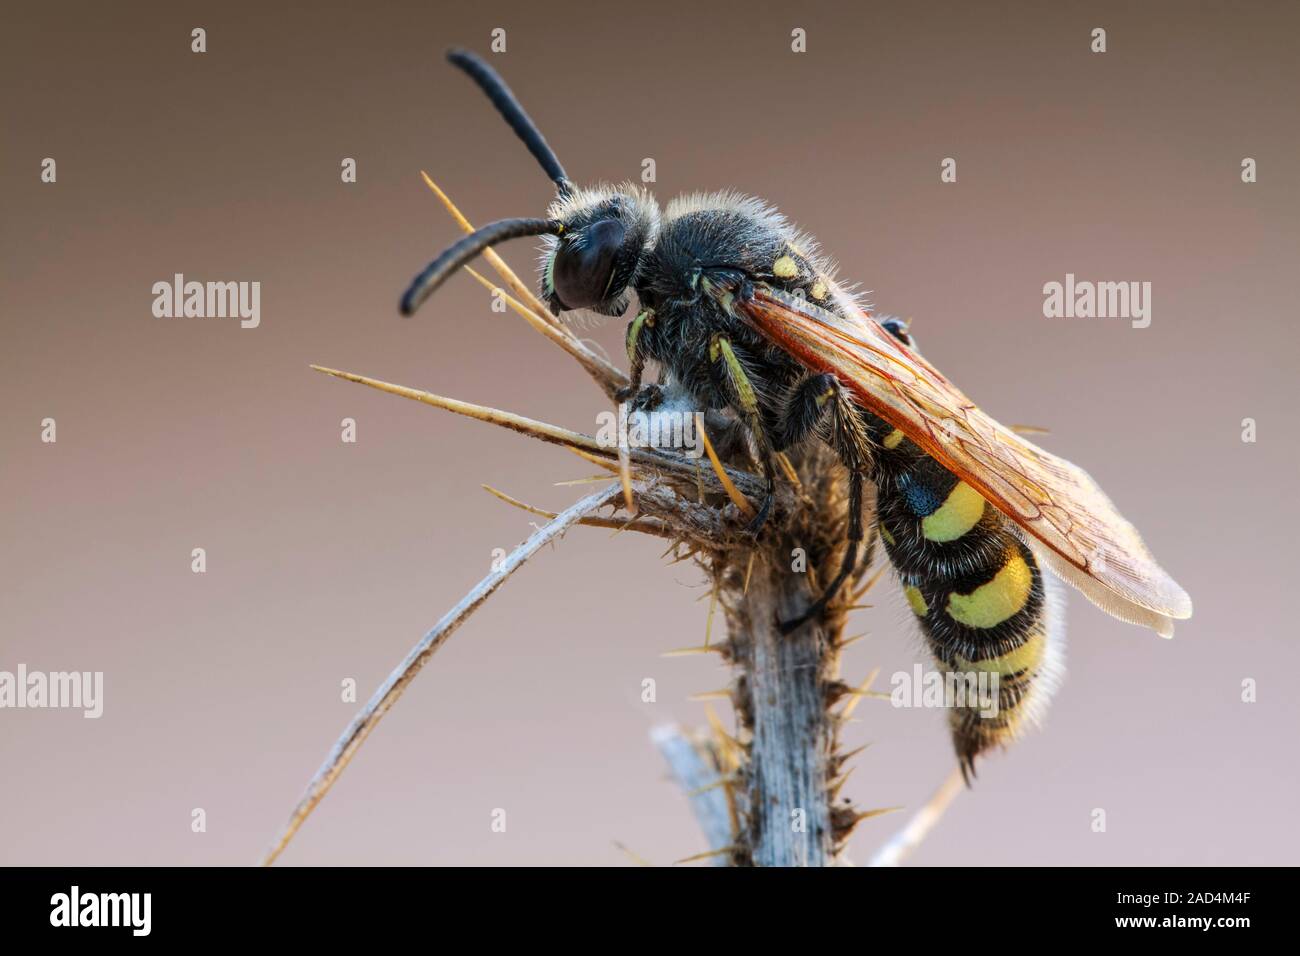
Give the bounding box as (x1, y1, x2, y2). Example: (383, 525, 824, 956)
(865, 419, 1063, 780)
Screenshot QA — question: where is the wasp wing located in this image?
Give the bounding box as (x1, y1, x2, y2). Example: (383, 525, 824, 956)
(729, 285, 1192, 638)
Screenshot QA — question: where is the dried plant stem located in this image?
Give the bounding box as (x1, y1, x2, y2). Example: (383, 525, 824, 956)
(481, 484, 672, 538)
(302, 373, 874, 866)
(868, 767, 965, 867)
(276, 180, 928, 867)
(308, 365, 770, 506)
(307, 360, 863, 865)
(302, 358, 915, 864)
(260, 484, 620, 866)
(650, 724, 734, 865)
(727, 561, 839, 865)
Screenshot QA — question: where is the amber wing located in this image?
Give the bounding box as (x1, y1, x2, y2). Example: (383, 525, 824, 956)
(731, 286, 1193, 638)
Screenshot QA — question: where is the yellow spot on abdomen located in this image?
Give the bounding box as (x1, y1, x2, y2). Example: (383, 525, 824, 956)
(773, 255, 799, 279)
(956, 630, 1046, 676)
(883, 428, 905, 450)
(904, 585, 928, 617)
(921, 481, 986, 542)
(946, 551, 1033, 628)
(810, 278, 828, 300)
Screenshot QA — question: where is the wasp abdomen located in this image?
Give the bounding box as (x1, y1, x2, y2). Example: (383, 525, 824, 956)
(868, 420, 1063, 781)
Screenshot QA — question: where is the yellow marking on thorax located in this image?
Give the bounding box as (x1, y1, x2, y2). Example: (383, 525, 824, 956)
(904, 585, 928, 616)
(946, 551, 1033, 628)
(883, 429, 906, 450)
(773, 255, 799, 279)
(921, 481, 986, 542)
(879, 524, 896, 546)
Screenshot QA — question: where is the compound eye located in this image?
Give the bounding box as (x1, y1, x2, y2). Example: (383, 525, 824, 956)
(552, 219, 625, 310)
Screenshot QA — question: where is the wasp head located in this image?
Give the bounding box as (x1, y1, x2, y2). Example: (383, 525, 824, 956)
(399, 52, 660, 322)
(542, 186, 659, 317)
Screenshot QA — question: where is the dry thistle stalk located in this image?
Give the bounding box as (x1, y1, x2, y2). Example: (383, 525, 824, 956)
(262, 179, 918, 868)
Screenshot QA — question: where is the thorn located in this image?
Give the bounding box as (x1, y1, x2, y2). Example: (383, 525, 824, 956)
(565, 445, 620, 473)
(775, 450, 803, 494)
(422, 178, 627, 394)
(686, 775, 738, 798)
(836, 631, 868, 650)
(841, 603, 874, 613)
(852, 564, 889, 602)
(483, 484, 670, 539)
(421, 174, 561, 331)
(689, 689, 732, 702)
(482, 484, 556, 519)
(704, 705, 743, 840)
(420, 170, 474, 230)
(616, 430, 637, 516)
(554, 474, 617, 486)
(661, 644, 727, 658)
(704, 584, 718, 648)
(852, 806, 904, 824)
(674, 845, 739, 865)
(704, 706, 744, 764)
(836, 743, 870, 766)
(612, 841, 653, 867)
(462, 266, 556, 341)
(695, 413, 754, 518)
(829, 766, 855, 800)
(843, 689, 891, 701)
(839, 667, 882, 721)
(743, 551, 756, 595)
(712, 726, 746, 756)
(310, 366, 610, 456)
(607, 514, 647, 538)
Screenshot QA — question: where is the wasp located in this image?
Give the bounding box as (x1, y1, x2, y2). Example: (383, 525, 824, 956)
(400, 50, 1193, 778)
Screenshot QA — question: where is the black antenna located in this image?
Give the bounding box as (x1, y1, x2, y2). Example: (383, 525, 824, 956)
(400, 217, 563, 316)
(447, 48, 574, 198)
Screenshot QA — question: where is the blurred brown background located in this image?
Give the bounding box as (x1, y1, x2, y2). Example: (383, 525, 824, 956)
(2, 0, 1297, 865)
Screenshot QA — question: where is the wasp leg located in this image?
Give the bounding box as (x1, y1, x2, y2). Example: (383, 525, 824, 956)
(772, 373, 837, 451)
(779, 381, 873, 634)
(615, 309, 654, 404)
(627, 382, 665, 413)
(781, 470, 864, 635)
(710, 334, 776, 535)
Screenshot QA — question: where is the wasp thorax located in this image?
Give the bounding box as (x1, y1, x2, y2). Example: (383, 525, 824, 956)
(553, 219, 626, 311)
